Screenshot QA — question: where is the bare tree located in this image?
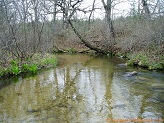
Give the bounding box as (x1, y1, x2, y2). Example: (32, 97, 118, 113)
(0, 0, 52, 61)
(58, 0, 107, 53)
(101, 0, 115, 39)
(141, 0, 151, 19)
(88, 0, 96, 28)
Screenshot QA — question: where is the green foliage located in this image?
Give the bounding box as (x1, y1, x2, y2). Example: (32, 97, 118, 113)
(22, 63, 30, 71)
(28, 64, 38, 74)
(127, 52, 149, 67)
(127, 51, 164, 70)
(10, 60, 20, 75)
(3, 68, 10, 75)
(52, 49, 64, 53)
(26, 57, 31, 62)
(43, 57, 57, 66)
(33, 54, 57, 68)
(0, 67, 3, 76)
(11, 60, 17, 66)
(0, 53, 57, 77)
(11, 65, 19, 75)
(116, 52, 127, 58)
(148, 63, 163, 70)
(68, 48, 77, 54)
(107, 51, 115, 56)
(22, 63, 38, 74)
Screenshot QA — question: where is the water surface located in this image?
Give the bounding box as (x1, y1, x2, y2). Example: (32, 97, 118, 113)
(0, 54, 163, 123)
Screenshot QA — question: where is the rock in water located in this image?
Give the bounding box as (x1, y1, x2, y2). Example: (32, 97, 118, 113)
(125, 71, 138, 77)
(130, 71, 138, 76)
(117, 63, 127, 67)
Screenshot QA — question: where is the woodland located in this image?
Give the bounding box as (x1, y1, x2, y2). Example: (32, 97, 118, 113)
(0, 0, 164, 77)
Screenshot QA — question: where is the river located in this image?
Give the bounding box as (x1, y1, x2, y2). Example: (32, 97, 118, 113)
(0, 54, 163, 123)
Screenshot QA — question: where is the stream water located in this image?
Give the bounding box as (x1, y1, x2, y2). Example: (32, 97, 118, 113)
(0, 54, 164, 123)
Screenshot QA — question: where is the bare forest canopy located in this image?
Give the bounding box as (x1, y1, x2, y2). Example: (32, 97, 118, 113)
(0, 0, 164, 61)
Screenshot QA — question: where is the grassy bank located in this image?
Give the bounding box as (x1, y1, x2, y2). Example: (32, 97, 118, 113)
(0, 54, 57, 78)
(127, 52, 164, 70)
(113, 16, 164, 70)
(52, 47, 164, 70)
(51, 16, 163, 71)
(116, 50, 164, 70)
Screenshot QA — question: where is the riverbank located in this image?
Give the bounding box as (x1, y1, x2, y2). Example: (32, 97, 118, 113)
(52, 48, 164, 71)
(115, 49, 164, 70)
(127, 52, 163, 70)
(0, 54, 57, 78)
(0, 49, 163, 79)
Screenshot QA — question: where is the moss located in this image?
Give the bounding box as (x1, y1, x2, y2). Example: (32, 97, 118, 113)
(127, 51, 164, 70)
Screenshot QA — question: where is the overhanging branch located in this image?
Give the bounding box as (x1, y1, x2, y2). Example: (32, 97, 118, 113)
(68, 19, 106, 54)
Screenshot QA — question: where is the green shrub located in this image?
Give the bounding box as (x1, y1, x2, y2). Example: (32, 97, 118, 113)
(28, 64, 38, 74)
(11, 65, 19, 75)
(23, 63, 38, 74)
(127, 52, 149, 67)
(38, 54, 57, 67)
(44, 57, 57, 66)
(0, 67, 3, 76)
(10, 60, 20, 75)
(0, 53, 57, 77)
(11, 60, 17, 66)
(22, 63, 30, 71)
(148, 63, 163, 70)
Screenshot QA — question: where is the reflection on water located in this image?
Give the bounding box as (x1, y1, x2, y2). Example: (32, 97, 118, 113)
(0, 54, 163, 122)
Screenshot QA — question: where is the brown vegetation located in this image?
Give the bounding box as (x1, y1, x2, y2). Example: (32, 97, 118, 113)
(0, 0, 164, 72)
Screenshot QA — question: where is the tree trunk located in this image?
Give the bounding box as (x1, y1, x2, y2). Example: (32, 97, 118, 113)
(53, 0, 58, 23)
(101, 0, 115, 38)
(138, 0, 141, 14)
(88, 0, 96, 29)
(68, 19, 106, 54)
(141, 0, 151, 19)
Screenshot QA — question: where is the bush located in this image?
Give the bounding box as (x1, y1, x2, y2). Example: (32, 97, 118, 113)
(0, 66, 3, 76)
(22, 63, 37, 73)
(22, 63, 30, 71)
(10, 60, 20, 75)
(11, 66, 19, 75)
(148, 63, 163, 70)
(28, 64, 38, 74)
(127, 51, 164, 70)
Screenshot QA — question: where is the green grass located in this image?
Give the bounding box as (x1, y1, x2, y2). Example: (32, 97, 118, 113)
(28, 64, 38, 74)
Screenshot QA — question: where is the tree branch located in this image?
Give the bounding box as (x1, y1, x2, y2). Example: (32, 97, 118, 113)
(68, 19, 106, 54)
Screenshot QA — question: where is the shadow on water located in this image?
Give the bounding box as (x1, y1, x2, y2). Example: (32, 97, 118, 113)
(0, 54, 163, 122)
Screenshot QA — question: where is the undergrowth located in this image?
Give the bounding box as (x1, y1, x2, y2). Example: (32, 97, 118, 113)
(127, 51, 164, 70)
(0, 53, 57, 77)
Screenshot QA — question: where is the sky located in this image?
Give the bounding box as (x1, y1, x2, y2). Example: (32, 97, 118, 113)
(78, 0, 132, 19)
(54, 0, 132, 20)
